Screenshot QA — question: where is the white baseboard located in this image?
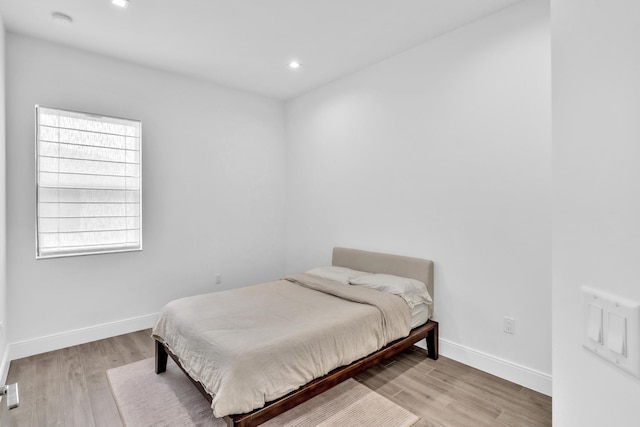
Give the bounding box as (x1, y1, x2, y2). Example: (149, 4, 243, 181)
(432, 338, 552, 396)
(0, 345, 10, 385)
(7, 313, 157, 362)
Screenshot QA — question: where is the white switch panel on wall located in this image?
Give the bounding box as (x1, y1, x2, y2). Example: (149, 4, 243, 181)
(582, 286, 640, 378)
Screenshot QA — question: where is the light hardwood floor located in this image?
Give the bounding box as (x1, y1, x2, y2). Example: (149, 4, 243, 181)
(6, 330, 551, 426)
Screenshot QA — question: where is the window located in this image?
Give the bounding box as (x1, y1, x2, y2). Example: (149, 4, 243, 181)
(35, 106, 142, 258)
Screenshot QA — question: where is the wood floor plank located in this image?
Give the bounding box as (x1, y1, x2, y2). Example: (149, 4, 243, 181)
(77, 340, 123, 427)
(435, 400, 509, 427)
(7, 409, 36, 427)
(426, 371, 504, 420)
(428, 364, 551, 424)
(497, 408, 554, 427)
(519, 385, 553, 406)
(471, 368, 525, 393)
(130, 329, 155, 359)
(86, 376, 122, 427)
(390, 353, 436, 376)
(33, 351, 64, 427)
(58, 345, 96, 426)
(379, 368, 453, 412)
(97, 336, 128, 371)
(58, 346, 84, 382)
(355, 364, 405, 396)
(6, 330, 551, 427)
(60, 378, 96, 427)
(112, 332, 146, 364)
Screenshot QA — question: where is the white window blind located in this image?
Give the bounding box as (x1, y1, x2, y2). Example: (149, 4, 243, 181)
(36, 106, 142, 258)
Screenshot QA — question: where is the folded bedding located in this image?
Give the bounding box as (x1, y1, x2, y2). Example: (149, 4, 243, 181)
(305, 265, 371, 284)
(349, 273, 433, 308)
(152, 273, 412, 418)
(307, 267, 433, 312)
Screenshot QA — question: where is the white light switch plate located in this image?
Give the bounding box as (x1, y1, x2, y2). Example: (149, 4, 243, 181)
(582, 286, 640, 378)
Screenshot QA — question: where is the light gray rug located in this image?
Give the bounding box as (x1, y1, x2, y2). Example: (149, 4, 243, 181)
(107, 358, 419, 427)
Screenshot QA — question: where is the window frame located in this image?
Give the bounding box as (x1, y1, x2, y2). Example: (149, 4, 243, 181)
(35, 105, 143, 259)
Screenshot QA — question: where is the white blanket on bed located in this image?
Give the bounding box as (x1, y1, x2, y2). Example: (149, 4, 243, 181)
(152, 273, 411, 417)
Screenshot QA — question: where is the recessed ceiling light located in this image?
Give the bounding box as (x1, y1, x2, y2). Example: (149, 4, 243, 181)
(51, 12, 73, 24)
(112, 0, 130, 8)
(289, 61, 301, 70)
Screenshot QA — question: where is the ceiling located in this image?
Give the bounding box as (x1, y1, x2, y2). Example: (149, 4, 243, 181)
(0, 0, 524, 99)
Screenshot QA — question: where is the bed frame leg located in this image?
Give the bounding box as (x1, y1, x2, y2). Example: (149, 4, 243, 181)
(224, 416, 246, 427)
(155, 340, 168, 374)
(426, 321, 439, 360)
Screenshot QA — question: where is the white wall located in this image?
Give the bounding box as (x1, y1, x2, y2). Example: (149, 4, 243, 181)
(0, 16, 7, 380)
(285, 0, 551, 393)
(552, 0, 640, 425)
(5, 34, 286, 357)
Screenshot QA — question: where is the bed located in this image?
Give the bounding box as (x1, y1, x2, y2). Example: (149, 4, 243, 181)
(153, 247, 439, 427)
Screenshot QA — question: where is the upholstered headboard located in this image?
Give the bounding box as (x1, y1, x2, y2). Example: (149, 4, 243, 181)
(331, 247, 434, 307)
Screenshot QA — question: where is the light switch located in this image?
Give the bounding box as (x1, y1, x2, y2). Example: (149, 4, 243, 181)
(607, 313, 627, 356)
(582, 286, 640, 378)
(587, 303, 603, 343)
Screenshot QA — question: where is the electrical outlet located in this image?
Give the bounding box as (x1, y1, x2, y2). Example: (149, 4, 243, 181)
(215, 274, 222, 285)
(503, 317, 515, 334)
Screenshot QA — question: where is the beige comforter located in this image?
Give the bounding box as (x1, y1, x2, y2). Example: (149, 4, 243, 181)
(152, 273, 411, 417)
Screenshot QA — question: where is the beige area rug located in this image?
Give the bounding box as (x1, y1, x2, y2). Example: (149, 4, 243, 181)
(107, 358, 419, 427)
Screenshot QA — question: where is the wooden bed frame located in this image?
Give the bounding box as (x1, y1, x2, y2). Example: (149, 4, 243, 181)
(155, 247, 438, 427)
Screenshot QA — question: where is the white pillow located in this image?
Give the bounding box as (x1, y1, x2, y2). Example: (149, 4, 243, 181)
(306, 266, 371, 284)
(349, 274, 433, 308)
